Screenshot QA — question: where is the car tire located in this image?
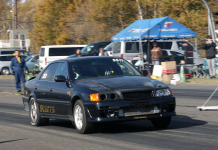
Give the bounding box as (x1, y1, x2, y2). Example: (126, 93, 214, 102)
(151, 116, 171, 129)
(73, 100, 93, 134)
(1, 67, 10, 75)
(29, 97, 49, 126)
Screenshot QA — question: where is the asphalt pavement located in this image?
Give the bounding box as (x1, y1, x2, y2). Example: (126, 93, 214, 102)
(0, 78, 218, 150)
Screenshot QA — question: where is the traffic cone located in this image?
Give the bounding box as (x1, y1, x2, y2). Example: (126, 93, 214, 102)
(180, 65, 186, 82)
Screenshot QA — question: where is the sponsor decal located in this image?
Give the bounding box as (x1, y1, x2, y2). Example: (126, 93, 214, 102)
(161, 35, 175, 37)
(160, 28, 178, 31)
(134, 116, 147, 119)
(179, 34, 193, 37)
(113, 59, 123, 62)
(128, 28, 150, 33)
(40, 105, 55, 113)
(160, 22, 177, 31)
(164, 22, 172, 28)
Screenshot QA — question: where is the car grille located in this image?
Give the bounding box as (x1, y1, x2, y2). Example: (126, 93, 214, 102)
(122, 90, 153, 100)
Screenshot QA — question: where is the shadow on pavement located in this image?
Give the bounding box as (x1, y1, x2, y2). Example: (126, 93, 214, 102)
(46, 115, 207, 134)
(0, 138, 27, 144)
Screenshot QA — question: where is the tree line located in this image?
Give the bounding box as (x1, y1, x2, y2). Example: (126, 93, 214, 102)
(0, 0, 217, 54)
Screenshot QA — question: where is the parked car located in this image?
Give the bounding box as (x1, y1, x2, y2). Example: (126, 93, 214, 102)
(0, 49, 31, 56)
(39, 45, 86, 70)
(0, 54, 26, 75)
(80, 41, 111, 56)
(23, 56, 176, 134)
(25, 54, 40, 73)
(109, 40, 203, 65)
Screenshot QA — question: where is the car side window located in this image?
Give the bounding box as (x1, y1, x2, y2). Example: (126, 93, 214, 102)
(126, 42, 139, 53)
(112, 42, 121, 53)
(40, 48, 45, 56)
(31, 56, 38, 62)
(40, 63, 58, 81)
(177, 41, 194, 51)
(54, 62, 68, 78)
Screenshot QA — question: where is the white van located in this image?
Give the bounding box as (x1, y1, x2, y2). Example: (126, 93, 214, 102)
(106, 40, 203, 65)
(39, 45, 86, 70)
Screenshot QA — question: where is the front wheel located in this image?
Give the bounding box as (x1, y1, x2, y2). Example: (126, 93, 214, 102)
(151, 116, 172, 129)
(73, 100, 93, 134)
(1, 67, 10, 75)
(29, 97, 49, 126)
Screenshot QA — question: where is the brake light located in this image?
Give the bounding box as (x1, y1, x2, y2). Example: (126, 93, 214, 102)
(121, 54, 123, 58)
(45, 57, 47, 65)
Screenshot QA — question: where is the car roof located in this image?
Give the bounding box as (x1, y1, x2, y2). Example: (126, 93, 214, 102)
(0, 49, 26, 51)
(41, 45, 86, 48)
(52, 56, 122, 63)
(88, 41, 111, 44)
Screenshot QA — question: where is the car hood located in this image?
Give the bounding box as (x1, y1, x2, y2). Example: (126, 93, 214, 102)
(76, 76, 156, 92)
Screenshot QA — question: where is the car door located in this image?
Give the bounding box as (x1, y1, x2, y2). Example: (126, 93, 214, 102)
(35, 63, 58, 115)
(48, 62, 71, 116)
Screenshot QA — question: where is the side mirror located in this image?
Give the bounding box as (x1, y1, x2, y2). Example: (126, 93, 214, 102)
(141, 70, 148, 76)
(54, 75, 67, 82)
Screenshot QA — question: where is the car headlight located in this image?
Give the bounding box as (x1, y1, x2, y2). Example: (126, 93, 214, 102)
(155, 88, 172, 97)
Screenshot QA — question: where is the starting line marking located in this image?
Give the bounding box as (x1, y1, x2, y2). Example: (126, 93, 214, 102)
(0, 91, 21, 96)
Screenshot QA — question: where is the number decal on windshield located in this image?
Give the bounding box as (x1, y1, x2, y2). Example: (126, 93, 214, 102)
(112, 59, 123, 62)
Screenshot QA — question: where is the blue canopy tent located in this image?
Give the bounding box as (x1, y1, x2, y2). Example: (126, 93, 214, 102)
(111, 16, 197, 66)
(112, 16, 196, 41)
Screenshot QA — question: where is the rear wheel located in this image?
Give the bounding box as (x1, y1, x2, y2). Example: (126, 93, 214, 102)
(29, 97, 49, 126)
(151, 117, 172, 129)
(73, 100, 93, 134)
(1, 67, 10, 75)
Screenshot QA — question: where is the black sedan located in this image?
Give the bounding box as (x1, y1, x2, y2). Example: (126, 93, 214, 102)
(23, 56, 176, 134)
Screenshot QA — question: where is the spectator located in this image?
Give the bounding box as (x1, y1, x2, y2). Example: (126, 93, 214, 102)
(10, 50, 27, 92)
(202, 35, 217, 78)
(151, 41, 162, 65)
(134, 54, 144, 66)
(99, 48, 108, 56)
(75, 49, 82, 57)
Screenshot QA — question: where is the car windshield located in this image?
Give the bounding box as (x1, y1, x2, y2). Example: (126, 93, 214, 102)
(25, 55, 32, 62)
(69, 58, 141, 80)
(80, 43, 95, 54)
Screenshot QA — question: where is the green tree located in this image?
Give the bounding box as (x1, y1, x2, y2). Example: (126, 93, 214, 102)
(0, 0, 11, 39)
(30, 0, 74, 51)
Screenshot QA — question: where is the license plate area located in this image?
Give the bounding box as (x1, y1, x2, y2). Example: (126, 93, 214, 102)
(123, 106, 159, 117)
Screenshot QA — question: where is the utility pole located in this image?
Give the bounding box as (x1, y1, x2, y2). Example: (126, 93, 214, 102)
(154, 3, 157, 18)
(14, 0, 18, 29)
(202, 0, 217, 42)
(136, 0, 143, 20)
(136, 0, 144, 69)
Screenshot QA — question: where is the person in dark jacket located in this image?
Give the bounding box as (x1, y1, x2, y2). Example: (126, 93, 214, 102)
(202, 35, 217, 78)
(10, 50, 27, 92)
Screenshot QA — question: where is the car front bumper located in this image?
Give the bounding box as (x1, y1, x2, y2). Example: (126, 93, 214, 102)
(84, 96, 176, 123)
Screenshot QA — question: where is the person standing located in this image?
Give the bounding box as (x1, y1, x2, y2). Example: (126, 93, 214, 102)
(151, 41, 162, 65)
(202, 35, 217, 78)
(10, 50, 27, 92)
